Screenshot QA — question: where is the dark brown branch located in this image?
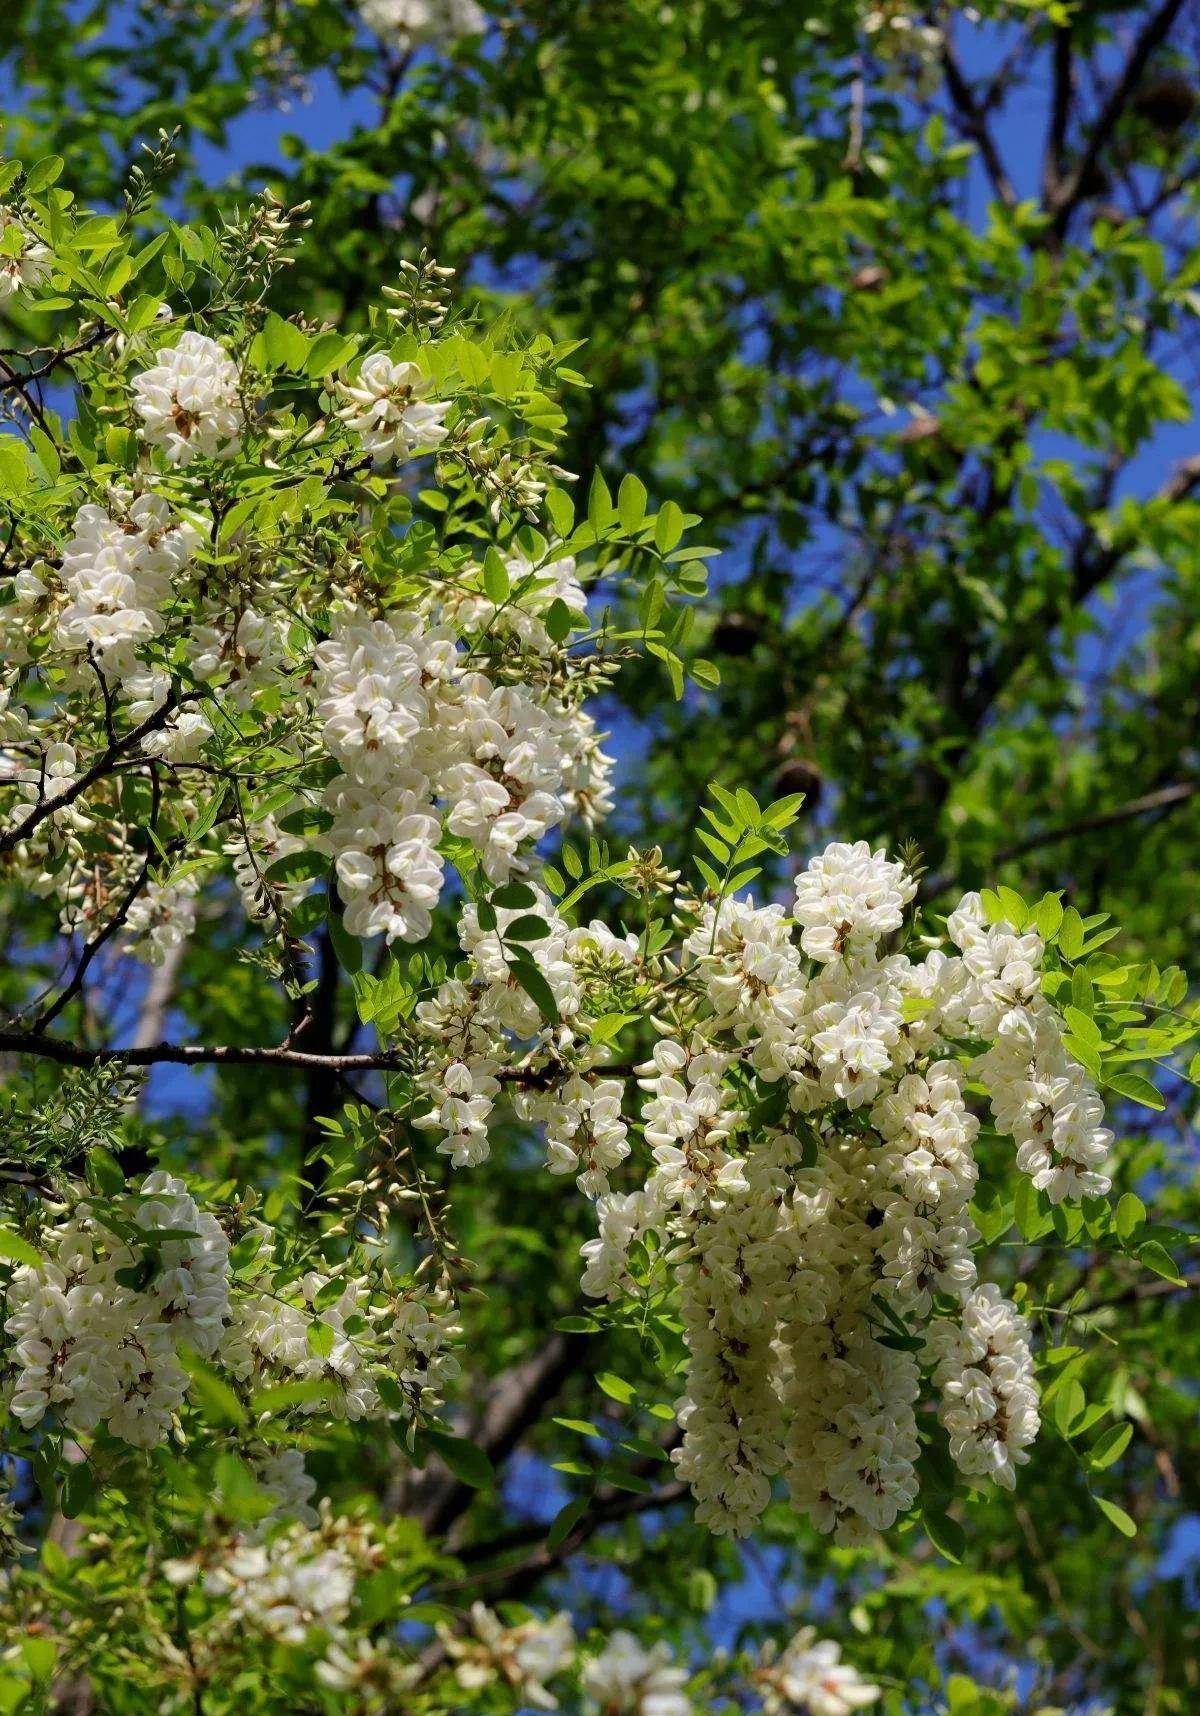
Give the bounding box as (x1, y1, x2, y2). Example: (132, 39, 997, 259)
(1048, 0, 1188, 237)
(405, 1331, 593, 1538)
(0, 693, 189, 857)
(1043, 24, 1075, 204)
(439, 1480, 689, 1601)
(941, 39, 1018, 208)
(923, 779, 1200, 897)
(0, 1031, 637, 1083)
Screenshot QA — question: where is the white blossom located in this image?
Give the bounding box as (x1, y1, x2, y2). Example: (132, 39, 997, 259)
(133, 331, 244, 465)
(338, 353, 450, 462)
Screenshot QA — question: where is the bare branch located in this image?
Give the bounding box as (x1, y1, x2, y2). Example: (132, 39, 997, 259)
(1049, 0, 1187, 237)
(941, 39, 1018, 209)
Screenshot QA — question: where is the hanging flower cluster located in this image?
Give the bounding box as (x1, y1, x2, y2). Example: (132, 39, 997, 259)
(407, 833, 1115, 1543)
(2, 1174, 463, 1449)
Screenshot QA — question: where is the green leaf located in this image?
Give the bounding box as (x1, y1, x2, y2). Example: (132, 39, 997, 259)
(504, 914, 551, 941)
(1088, 1422, 1133, 1471)
(492, 881, 538, 909)
(1114, 1192, 1146, 1243)
(0, 1228, 42, 1268)
(306, 1319, 336, 1358)
(1137, 1240, 1186, 1285)
(654, 499, 685, 553)
(256, 310, 310, 371)
(1059, 906, 1086, 960)
(250, 1378, 334, 1414)
(545, 596, 573, 642)
(596, 1371, 637, 1405)
(178, 1347, 246, 1427)
(24, 154, 64, 193)
(546, 487, 574, 537)
(1095, 1496, 1137, 1538)
(1054, 1378, 1086, 1437)
(1034, 893, 1064, 939)
(922, 1508, 965, 1563)
(1104, 1072, 1164, 1111)
(546, 1495, 588, 1550)
(588, 469, 614, 528)
(0, 438, 32, 497)
(423, 1428, 495, 1490)
(509, 958, 560, 1023)
(483, 546, 510, 602)
(617, 472, 647, 530)
(306, 331, 358, 377)
(87, 1145, 125, 1196)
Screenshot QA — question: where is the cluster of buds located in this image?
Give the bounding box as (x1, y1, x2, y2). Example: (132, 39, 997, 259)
(218, 189, 314, 294)
(383, 251, 457, 333)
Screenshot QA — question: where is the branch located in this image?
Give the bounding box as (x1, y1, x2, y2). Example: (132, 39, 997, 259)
(1043, 24, 1074, 205)
(940, 39, 1018, 209)
(404, 1331, 593, 1538)
(922, 779, 1199, 897)
(0, 693, 189, 857)
(439, 1480, 689, 1603)
(1048, 0, 1187, 237)
(0, 1030, 637, 1082)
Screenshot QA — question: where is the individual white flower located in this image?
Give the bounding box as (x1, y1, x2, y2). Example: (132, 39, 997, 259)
(338, 354, 450, 462)
(757, 1628, 880, 1716)
(0, 207, 51, 303)
(132, 331, 244, 465)
(581, 1630, 691, 1716)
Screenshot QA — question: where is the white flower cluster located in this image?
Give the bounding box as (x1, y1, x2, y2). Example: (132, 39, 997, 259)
(3, 1174, 230, 1447)
(581, 1630, 691, 1716)
(337, 353, 450, 463)
(132, 331, 244, 465)
(558, 854, 1117, 1543)
(0, 205, 51, 303)
(253, 1446, 319, 1527)
(416, 891, 637, 1187)
(755, 1628, 880, 1716)
(926, 1282, 1040, 1491)
(949, 893, 1113, 1201)
(315, 591, 611, 942)
(1, 1176, 462, 1450)
(55, 493, 200, 670)
(862, 2, 944, 91)
(442, 1602, 576, 1712)
(357, 0, 486, 51)
(220, 1258, 462, 1425)
(197, 1512, 379, 1644)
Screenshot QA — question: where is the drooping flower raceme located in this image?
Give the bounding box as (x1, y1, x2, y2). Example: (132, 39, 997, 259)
(406, 840, 1114, 1546)
(755, 1628, 880, 1716)
(337, 353, 450, 463)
